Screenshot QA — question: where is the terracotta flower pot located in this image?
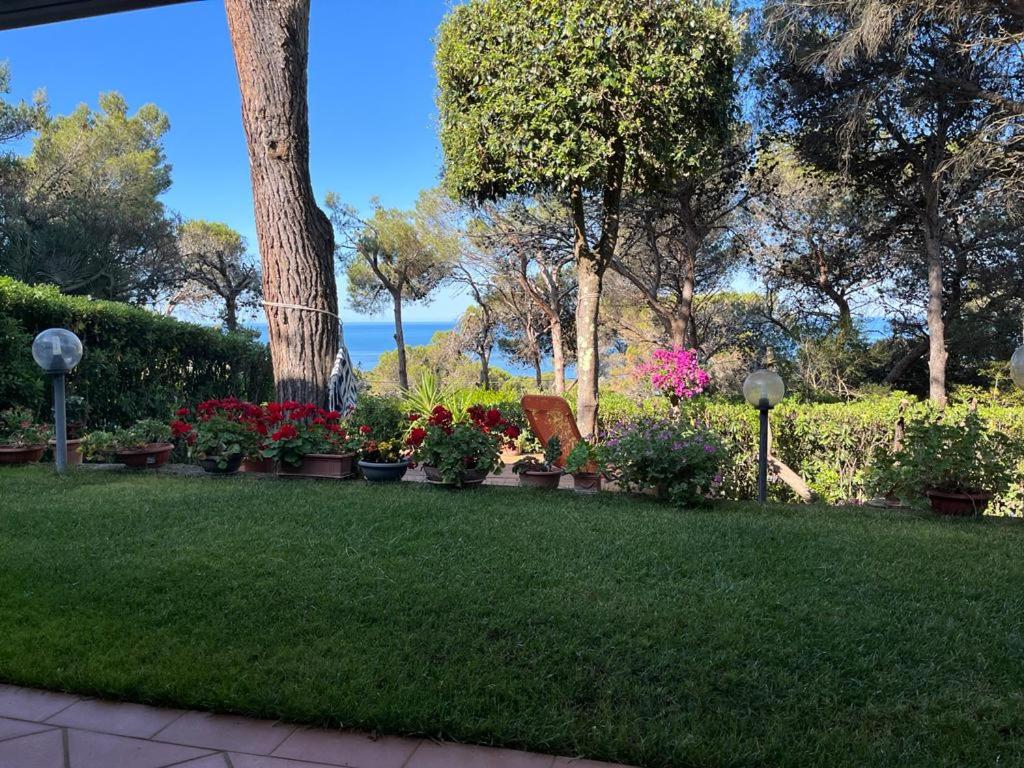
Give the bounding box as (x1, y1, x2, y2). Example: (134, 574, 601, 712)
(517, 469, 563, 489)
(48, 438, 84, 465)
(0, 445, 46, 465)
(423, 465, 488, 487)
(358, 459, 409, 483)
(277, 452, 356, 480)
(116, 443, 174, 469)
(198, 454, 243, 475)
(926, 489, 992, 517)
(572, 472, 602, 494)
(240, 457, 276, 474)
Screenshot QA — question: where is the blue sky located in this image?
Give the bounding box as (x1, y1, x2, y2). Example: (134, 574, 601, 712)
(2, 0, 472, 323)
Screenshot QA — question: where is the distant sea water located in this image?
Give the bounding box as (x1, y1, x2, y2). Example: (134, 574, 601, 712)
(251, 320, 549, 378)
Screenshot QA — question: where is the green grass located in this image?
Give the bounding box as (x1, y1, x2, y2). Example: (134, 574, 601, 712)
(1, 467, 1023, 767)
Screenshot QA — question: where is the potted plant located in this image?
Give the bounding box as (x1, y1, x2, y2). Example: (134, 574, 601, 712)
(173, 399, 274, 473)
(867, 409, 1009, 516)
(348, 395, 412, 482)
(406, 405, 518, 488)
(112, 419, 174, 468)
(563, 439, 602, 494)
(0, 408, 51, 465)
(48, 395, 87, 465)
(189, 415, 255, 474)
(357, 438, 411, 482)
(262, 402, 356, 479)
(512, 436, 563, 489)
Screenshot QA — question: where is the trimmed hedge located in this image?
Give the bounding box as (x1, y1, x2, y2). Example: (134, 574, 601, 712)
(0, 278, 273, 428)
(456, 387, 1024, 513)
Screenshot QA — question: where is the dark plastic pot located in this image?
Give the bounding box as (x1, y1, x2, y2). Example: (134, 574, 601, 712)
(277, 452, 356, 480)
(572, 472, 602, 494)
(240, 457, 276, 474)
(116, 443, 173, 469)
(198, 454, 243, 475)
(926, 489, 992, 516)
(358, 459, 409, 482)
(423, 465, 487, 487)
(0, 445, 46, 465)
(517, 469, 563, 489)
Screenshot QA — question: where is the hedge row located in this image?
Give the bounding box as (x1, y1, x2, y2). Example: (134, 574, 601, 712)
(0, 278, 273, 428)
(454, 388, 1024, 514)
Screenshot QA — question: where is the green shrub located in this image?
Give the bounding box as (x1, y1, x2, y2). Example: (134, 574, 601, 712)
(0, 277, 273, 428)
(346, 394, 407, 442)
(0, 315, 43, 411)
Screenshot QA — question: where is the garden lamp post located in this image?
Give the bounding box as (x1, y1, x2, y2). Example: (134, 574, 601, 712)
(743, 369, 785, 504)
(31, 329, 83, 474)
(1012, 344, 1024, 391)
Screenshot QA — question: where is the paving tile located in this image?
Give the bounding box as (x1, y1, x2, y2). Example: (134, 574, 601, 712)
(155, 711, 295, 754)
(48, 697, 185, 738)
(406, 741, 555, 768)
(0, 717, 54, 742)
(172, 756, 231, 768)
(67, 728, 213, 768)
(231, 752, 351, 768)
(0, 729, 65, 768)
(272, 728, 419, 768)
(0, 684, 80, 721)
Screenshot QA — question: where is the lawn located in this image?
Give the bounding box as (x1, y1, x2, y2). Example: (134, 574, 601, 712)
(0, 467, 1022, 767)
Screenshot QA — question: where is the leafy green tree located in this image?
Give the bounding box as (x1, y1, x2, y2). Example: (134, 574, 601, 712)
(762, 1, 1022, 404)
(0, 64, 45, 145)
(329, 193, 456, 390)
(436, 0, 739, 436)
(172, 220, 261, 332)
(0, 92, 177, 303)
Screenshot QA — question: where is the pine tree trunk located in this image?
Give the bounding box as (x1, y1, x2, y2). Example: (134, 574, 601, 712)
(550, 318, 566, 395)
(392, 293, 409, 391)
(224, 294, 238, 332)
(225, 0, 339, 406)
(923, 190, 947, 406)
(575, 255, 602, 438)
(479, 352, 491, 390)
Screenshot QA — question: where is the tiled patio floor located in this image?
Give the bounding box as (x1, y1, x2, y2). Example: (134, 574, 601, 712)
(0, 684, 631, 768)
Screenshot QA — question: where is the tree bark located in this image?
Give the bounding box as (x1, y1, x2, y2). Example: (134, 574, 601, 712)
(225, 0, 340, 405)
(549, 317, 566, 395)
(922, 186, 948, 405)
(478, 351, 491, 390)
(391, 291, 409, 391)
(224, 293, 238, 332)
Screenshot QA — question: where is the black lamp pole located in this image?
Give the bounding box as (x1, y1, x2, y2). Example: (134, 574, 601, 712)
(757, 397, 770, 504)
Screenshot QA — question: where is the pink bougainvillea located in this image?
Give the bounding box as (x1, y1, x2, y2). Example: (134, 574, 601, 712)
(635, 347, 710, 402)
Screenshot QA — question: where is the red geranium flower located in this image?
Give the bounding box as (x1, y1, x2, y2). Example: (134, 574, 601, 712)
(359, 425, 372, 435)
(271, 423, 298, 441)
(175, 407, 190, 417)
(407, 412, 421, 422)
(170, 420, 193, 438)
(503, 425, 521, 439)
(406, 426, 427, 447)
(484, 408, 503, 428)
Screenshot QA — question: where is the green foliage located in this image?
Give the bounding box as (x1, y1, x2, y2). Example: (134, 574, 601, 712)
(0, 407, 50, 447)
(867, 409, 1015, 500)
(0, 277, 273, 428)
(563, 440, 596, 475)
(81, 418, 172, 460)
(436, 0, 740, 200)
(346, 394, 407, 442)
(0, 315, 42, 410)
(512, 436, 562, 474)
(190, 415, 257, 469)
(599, 416, 724, 506)
(2, 93, 178, 303)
